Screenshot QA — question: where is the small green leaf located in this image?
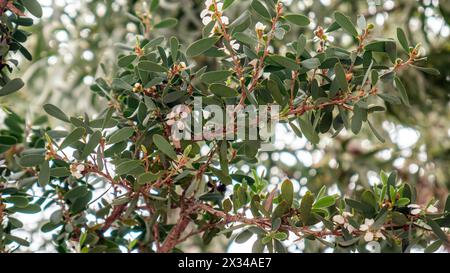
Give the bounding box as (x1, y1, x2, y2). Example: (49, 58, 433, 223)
(118, 55, 137, 67)
(299, 191, 314, 225)
(186, 36, 220, 57)
(313, 196, 336, 209)
(410, 65, 441, 76)
(200, 70, 232, 84)
(4, 196, 29, 208)
(0, 78, 25, 97)
(38, 161, 50, 187)
(153, 134, 177, 160)
(115, 160, 142, 175)
(5, 234, 30, 247)
(268, 55, 299, 70)
(334, 12, 358, 37)
(302, 58, 320, 70)
(81, 131, 102, 158)
(209, 83, 238, 97)
(107, 127, 135, 144)
(351, 105, 363, 134)
(60, 127, 85, 149)
(64, 185, 88, 200)
(43, 104, 70, 123)
(394, 76, 410, 106)
(281, 179, 294, 207)
(284, 14, 310, 26)
(154, 18, 178, 29)
(19, 154, 45, 167)
(23, 0, 43, 18)
(235, 229, 253, 244)
(137, 172, 159, 185)
(251, 0, 271, 19)
(396, 28, 409, 53)
(138, 61, 168, 73)
(298, 116, 319, 144)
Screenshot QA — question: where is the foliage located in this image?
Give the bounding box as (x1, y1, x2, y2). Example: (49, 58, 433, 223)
(0, 0, 449, 253)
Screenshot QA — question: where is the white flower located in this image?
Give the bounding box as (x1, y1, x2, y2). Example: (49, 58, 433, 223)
(70, 163, 85, 179)
(166, 105, 191, 130)
(407, 203, 439, 215)
(332, 215, 345, 225)
(332, 212, 356, 233)
(221, 16, 229, 25)
(359, 218, 386, 242)
(366, 241, 381, 253)
(255, 22, 267, 32)
(230, 40, 240, 51)
(426, 205, 438, 213)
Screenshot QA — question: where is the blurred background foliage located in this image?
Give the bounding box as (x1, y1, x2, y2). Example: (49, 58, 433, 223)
(1, 0, 449, 252)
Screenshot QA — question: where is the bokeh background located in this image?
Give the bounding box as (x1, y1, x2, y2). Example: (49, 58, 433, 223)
(1, 0, 449, 252)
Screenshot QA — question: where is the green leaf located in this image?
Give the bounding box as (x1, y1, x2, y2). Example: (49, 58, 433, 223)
(4, 196, 29, 208)
(186, 36, 220, 57)
(154, 18, 178, 29)
(9, 203, 41, 214)
(5, 234, 30, 247)
(302, 58, 320, 70)
(427, 218, 449, 243)
(153, 134, 177, 160)
(81, 131, 102, 158)
(23, 0, 43, 18)
(223, 0, 235, 10)
(137, 172, 159, 185)
(138, 61, 168, 73)
(334, 62, 348, 93)
(19, 154, 45, 167)
(200, 70, 232, 84)
(334, 12, 358, 37)
(394, 76, 410, 106)
(170, 36, 179, 62)
(115, 160, 142, 175)
(38, 161, 50, 187)
(425, 240, 443, 253)
(281, 179, 294, 207)
(251, 0, 271, 19)
(107, 127, 135, 144)
(345, 198, 375, 215)
(351, 105, 363, 134)
(43, 104, 70, 123)
(64, 186, 88, 200)
(118, 55, 137, 67)
(210, 83, 238, 97)
(0, 78, 25, 97)
(396, 28, 409, 53)
(410, 65, 441, 76)
(284, 14, 310, 26)
(272, 200, 289, 219)
(60, 127, 85, 149)
(268, 55, 299, 70)
(296, 34, 306, 57)
(313, 196, 336, 209)
(235, 229, 253, 244)
(391, 211, 408, 226)
(368, 120, 385, 143)
(298, 116, 319, 144)
(299, 191, 314, 225)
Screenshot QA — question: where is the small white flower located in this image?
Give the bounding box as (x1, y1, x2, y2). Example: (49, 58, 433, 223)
(202, 15, 213, 25)
(205, 0, 214, 8)
(364, 231, 374, 242)
(70, 163, 85, 179)
(255, 22, 267, 32)
(360, 218, 385, 242)
(407, 203, 439, 215)
(332, 215, 345, 225)
(230, 40, 240, 51)
(221, 16, 229, 25)
(426, 205, 438, 214)
(332, 213, 356, 233)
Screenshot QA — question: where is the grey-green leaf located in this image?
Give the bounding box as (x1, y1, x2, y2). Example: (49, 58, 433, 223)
(153, 134, 177, 160)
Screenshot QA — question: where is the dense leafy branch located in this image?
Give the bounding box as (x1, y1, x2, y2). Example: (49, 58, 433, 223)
(0, 0, 448, 253)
